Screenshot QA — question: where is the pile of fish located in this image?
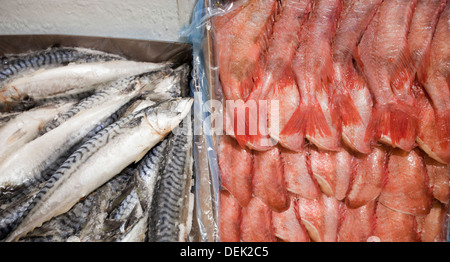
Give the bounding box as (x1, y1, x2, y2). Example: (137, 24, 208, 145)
(0, 46, 194, 242)
(215, 0, 450, 242)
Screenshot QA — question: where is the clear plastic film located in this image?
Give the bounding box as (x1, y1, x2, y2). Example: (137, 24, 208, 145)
(183, 0, 450, 243)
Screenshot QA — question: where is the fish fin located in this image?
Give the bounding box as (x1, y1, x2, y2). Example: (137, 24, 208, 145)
(366, 102, 417, 151)
(280, 101, 338, 151)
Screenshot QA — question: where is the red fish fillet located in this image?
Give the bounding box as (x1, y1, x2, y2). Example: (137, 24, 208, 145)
(416, 200, 448, 242)
(424, 155, 450, 204)
(242, 0, 313, 151)
(282, 0, 343, 151)
(337, 200, 376, 242)
(272, 195, 310, 242)
(334, 148, 354, 201)
(214, 0, 278, 147)
(297, 194, 340, 242)
(281, 146, 321, 200)
(219, 190, 241, 242)
(310, 146, 337, 197)
(297, 197, 325, 242)
(413, 81, 450, 164)
(331, 0, 382, 154)
(346, 145, 388, 208)
(252, 146, 290, 212)
(373, 202, 420, 242)
(240, 197, 277, 242)
(417, 2, 450, 164)
(357, 0, 418, 151)
(379, 148, 433, 215)
(217, 135, 253, 207)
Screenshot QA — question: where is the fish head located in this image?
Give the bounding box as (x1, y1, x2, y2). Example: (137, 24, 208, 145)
(143, 97, 193, 135)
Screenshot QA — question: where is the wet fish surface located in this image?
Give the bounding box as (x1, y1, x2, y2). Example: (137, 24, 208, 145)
(4, 97, 193, 241)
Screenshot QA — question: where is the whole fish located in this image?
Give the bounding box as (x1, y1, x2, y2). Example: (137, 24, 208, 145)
(330, 0, 382, 154)
(358, 0, 418, 151)
(417, 1, 450, 164)
(0, 74, 148, 192)
(215, 0, 278, 147)
(0, 46, 124, 83)
(0, 101, 76, 163)
(147, 116, 194, 242)
(0, 60, 170, 106)
(283, 0, 343, 151)
(4, 97, 193, 241)
(39, 68, 173, 135)
(16, 166, 136, 242)
(244, 0, 313, 151)
(0, 102, 139, 240)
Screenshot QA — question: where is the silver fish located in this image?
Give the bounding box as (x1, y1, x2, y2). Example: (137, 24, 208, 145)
(0, 74, 149, 192)
(147, 114, 194, 242)
(5, 97, 193, 241)
(39, 69, 172, 135)
(17, 167, 135, 242)
(0, 46, 124, 84)
(0, 101, 76, 163)
(0, 60, 171, 105)
(0, 112, 20, 128)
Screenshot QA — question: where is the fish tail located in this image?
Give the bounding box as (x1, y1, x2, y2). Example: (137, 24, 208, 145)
(281, 100, 337, 150)
(366, 102, 417, 151)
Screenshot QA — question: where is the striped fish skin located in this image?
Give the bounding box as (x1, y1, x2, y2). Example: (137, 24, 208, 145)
(18, 167, 135, 242)
(134, 139, 169, 213)
(39, 69, 172, 135)
(0, 101, 76, 163)
(0, 74, 151, 192)
(0, 60, 171, 106)
(0, 112, 20, 127)
(4, 97, 193, 241)
(148, 115, 194, 242)
(0, 47, 124, 84)
(77, 167, 136, 242)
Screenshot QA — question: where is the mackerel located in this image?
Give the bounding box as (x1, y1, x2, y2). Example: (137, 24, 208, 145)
(0, 60, 171, 105)
(0, 101, 75, 163)
(5, 97, 193, 241)
(39, 68, 172, 135)
(0, 46, 124, 83)
(148, 115, 194, 242)
(0, 74, 151, 192)
(18, 167, 135, 242)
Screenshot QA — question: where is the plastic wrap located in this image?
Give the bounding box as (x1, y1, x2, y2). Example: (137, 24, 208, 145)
(186, 0, 450, 242)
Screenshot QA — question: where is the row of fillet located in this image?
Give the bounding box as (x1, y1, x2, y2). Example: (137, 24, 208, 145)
(213, 0, 450, 242)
